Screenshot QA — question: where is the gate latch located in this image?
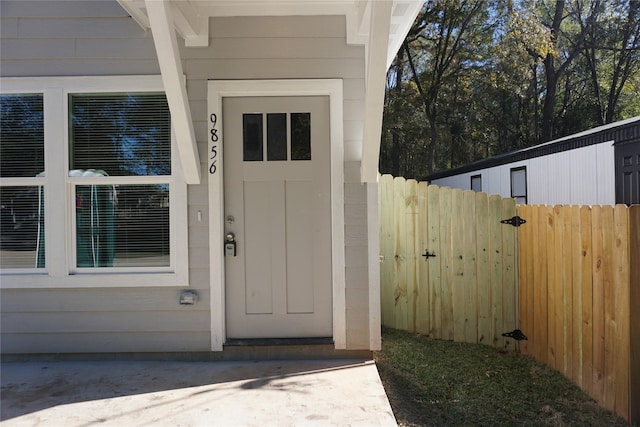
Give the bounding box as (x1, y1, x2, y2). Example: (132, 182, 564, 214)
(501, 216, 526, 227)
(422, 250, 436, 260)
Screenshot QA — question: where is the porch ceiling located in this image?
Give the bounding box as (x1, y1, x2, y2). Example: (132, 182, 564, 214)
(118, 0, 422, 183)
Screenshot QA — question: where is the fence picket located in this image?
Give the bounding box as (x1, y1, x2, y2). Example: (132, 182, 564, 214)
(591, 205, 605, 404)
(552, 206, 564, 371)
(580, 205, 594, 397)
(613, 205, 630, 418)
(570, 205, 582, 387)
(562, 206, 574, 379)
(427, 185, 442, 338)
(501, 198, 517, 351)
(379, 174, 395, 327)
(493, 196, 507, 349)
(406, 179, 419, 333)
(393, 177, 408, 331)
(439, 186, 454, 341)
(416, 182, 430, 335)
(451, 189, 465, 342)
(602, 206, 616, 411)
(463, 191, 478, 344)
(516, 204, 531, 354)
(475, 192, 491, 345)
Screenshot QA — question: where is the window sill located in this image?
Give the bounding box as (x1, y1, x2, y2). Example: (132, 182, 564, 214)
(0, 271, 189, 289)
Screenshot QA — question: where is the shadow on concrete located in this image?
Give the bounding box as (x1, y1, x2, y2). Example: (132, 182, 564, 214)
(1, 359, 380, 425)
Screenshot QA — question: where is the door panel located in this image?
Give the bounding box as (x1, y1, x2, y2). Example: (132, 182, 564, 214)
(223, 96, 332, 339)
(286, 180, 314, 314)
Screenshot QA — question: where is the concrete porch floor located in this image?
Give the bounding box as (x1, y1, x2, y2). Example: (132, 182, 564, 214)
(0, 359, 396, 426)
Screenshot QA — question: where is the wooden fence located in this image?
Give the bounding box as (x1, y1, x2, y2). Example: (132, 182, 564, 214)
(379, 175, 639, 422)
(517, 204, 639, 422)
(379, 175, 519, 349)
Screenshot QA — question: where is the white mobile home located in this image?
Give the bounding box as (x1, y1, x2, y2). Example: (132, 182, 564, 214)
(426, 117, 640, 206)
(0, 0, 422, 356)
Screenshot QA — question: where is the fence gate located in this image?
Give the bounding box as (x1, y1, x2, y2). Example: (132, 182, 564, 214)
(379, 175, 519, 349)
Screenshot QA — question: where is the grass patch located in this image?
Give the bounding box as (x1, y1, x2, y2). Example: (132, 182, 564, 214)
(375, 327, 629, 426)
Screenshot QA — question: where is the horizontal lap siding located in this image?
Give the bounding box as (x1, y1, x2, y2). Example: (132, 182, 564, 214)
(0, 1, 160, 77)
(0, 0, 207, 353)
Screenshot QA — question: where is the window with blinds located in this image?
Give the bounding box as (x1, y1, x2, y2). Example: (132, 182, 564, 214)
(0, 94, 45, 269)
(69, 93, 172, 268)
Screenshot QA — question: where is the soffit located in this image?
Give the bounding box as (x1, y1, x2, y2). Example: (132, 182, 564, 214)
(117, 0, 421, 68)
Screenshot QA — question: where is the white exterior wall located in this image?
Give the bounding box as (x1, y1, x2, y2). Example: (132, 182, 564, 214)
(431, 141, 616, 205)
(1, 2, 375, 352)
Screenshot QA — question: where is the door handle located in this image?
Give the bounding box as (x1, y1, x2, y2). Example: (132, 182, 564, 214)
(225, 232, 237, 257)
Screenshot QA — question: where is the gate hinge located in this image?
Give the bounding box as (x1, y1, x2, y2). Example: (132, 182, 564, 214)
(501, 216, 526, 227)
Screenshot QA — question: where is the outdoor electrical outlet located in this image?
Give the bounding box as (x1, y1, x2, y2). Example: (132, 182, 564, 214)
(179, 290, 198, 305)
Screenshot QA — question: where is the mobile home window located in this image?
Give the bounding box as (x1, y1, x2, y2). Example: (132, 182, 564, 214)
(510, 167, 527, 204)
(470, 175, 482, 192)
(0, 94, 46, 270)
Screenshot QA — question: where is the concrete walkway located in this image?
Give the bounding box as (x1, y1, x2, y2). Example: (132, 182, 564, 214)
(0, 359, 396, 427)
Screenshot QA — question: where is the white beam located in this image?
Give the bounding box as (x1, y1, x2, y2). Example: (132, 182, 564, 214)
(172, 1, 210, 47)
(386, 1, 422, 69)
(146, 0, 201, 184)
(360, 0, 392, 183)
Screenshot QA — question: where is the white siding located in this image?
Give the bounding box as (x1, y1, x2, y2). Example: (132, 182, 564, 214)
(431, 141, 616, 205)
(0, 1, 160, 77)
(1, 4, 373, 352)
(344, 162, 371, 349)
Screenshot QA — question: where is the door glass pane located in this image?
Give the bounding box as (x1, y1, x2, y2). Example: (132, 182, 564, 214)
(69, 93, 171, 176)
(291, 113, 311, 161)
(0, 94, 44, 178)
(75, 184, 170, 268)
(0, 186, 45, 268)
(243, 114, 263, 161)
(267, 113, 287, 161)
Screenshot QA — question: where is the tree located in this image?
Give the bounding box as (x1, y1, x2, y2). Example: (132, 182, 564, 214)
(581, 0, 640, 124)
(380, 0, 640, 179)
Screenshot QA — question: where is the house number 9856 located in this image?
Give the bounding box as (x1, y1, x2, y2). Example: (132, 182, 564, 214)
(209, 113, 219, 174)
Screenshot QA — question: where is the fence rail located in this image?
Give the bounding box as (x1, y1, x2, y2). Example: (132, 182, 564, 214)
(379, 175, 639, 423)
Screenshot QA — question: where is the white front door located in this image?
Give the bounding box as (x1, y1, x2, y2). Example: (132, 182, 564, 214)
(223, 96, 332, 339)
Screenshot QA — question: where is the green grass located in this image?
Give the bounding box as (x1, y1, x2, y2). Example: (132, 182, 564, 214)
(375, 327, 629, 427)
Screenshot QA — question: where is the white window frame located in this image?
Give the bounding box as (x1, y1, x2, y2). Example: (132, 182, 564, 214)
(0, 76, 188, 288)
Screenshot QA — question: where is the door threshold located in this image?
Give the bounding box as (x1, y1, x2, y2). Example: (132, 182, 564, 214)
(225, 337, 334, 347)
